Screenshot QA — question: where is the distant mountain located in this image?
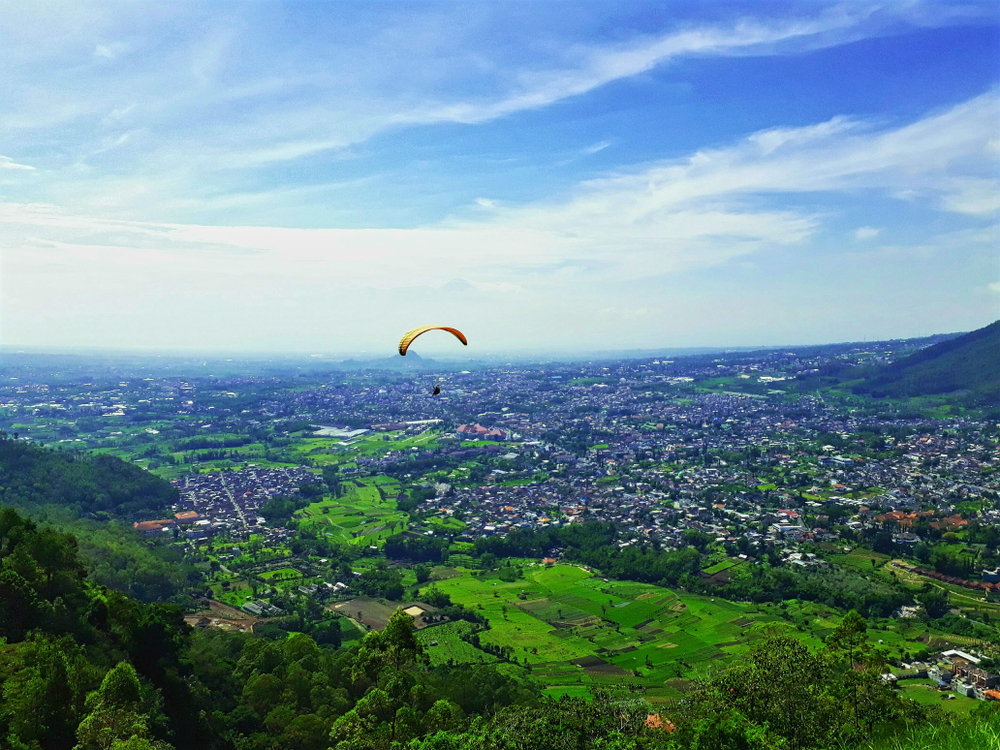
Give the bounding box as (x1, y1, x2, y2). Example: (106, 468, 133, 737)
(852, 320, 999, 404)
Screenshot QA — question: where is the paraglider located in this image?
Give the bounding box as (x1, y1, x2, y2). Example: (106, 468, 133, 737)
(398, 325, 467, 356)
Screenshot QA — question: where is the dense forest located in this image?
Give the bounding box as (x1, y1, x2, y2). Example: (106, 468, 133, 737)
(0, 439, 195, 604)
(856, 320, 1000, 403)
(0, 438, 176, 519)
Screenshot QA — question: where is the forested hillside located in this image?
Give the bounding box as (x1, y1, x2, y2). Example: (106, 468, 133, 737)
(851, 320, 1000, 404)
(0, 436, 192, 603)
(0, 437, 176, 519)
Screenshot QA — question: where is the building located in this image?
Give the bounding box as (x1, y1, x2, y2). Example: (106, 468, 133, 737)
(133, 519, 175, 535)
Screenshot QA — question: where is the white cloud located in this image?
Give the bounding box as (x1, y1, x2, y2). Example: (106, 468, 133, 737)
(939, 177, 1000, 216)
(854, 226, 880, 240)
(582, 140, 611, 155)
(0, 93, 997, 287)
(0, 2, 943, 177)
(989, 281, 1000, 295)
(2, 93, 996, 294)
(2, 92, 997, 350)
(599, 306, 654, 320)
(0, 155, 34, 171)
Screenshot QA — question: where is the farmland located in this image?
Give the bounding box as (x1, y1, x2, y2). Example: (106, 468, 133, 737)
(286, 428, 442, 468)
(296, 475, 409, 546)
(420, 564, 832, 699)
(411, 562, 988, 700)
(416, 620, 498, 667)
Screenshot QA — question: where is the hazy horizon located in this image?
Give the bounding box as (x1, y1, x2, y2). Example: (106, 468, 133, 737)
(0, 326, 974, 368)
(2, 1, 998, 353)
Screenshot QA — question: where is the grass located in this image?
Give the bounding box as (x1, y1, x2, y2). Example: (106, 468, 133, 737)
(829, 549, 891, 572)
(259, 567, 303, 581)
(702, 558, 740, 575)
(862, 714, 999, 750)
(896, 684, 980, 716)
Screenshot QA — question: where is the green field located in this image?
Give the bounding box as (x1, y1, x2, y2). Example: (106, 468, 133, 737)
(702, 558, 741, 575)
(417, 620, 499, 667)
(829, 548, 892, 572)
(259, 567, 303, 581)
(285, 429, 441, 467)
(897, 683, 979, 715)
(425, 564, 862, 700)
(296, 475, 408, 546)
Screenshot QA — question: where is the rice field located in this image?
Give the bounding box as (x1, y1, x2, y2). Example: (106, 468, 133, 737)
(296, 475, 408, 546)
(425, 563, 836, 698)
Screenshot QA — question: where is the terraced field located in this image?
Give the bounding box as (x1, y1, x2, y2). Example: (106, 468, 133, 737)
(296, 475, 408, 546)
(416, 563, 971, 700)
(427, 564, 825, 700)
(416, 620, 499, 667)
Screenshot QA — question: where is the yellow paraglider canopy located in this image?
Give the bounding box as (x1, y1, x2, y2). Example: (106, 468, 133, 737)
(398, 325, 467, 356)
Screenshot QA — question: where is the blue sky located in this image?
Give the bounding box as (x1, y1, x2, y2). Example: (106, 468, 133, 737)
(1, 0, 998, 355)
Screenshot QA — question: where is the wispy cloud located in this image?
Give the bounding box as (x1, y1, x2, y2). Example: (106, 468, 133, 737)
(0, 0, 965, 184)
(238, 6, 891, 163)
(582, 140, 611, 155)
(0, 155, 34, 171)
(854, 226, 880, 240)
(3, 93, 995, 293)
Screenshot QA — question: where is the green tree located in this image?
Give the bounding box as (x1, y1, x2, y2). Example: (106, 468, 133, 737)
(74, 663, 172, 750)
(828, 609, 868, 668)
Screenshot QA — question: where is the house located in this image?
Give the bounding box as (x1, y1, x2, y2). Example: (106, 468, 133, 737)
(952, 680, 977, 698)
(892, 532, 921, 547)
(954, 664, 998, 688)
(456, 424, 506, 441)
(942, 649, 981, 665)
(645, 715, 675, 732)
(133, 519, 176, 535)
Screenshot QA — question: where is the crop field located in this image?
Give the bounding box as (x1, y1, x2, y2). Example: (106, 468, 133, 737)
(259, 567, 303, 581)
(296, 475, 408, 546)
(829, 548, 891, 572)
(416, 620, 498, 666)
(329, 597, 400, 631)
(702, 558, 741, 575)
(418, 563, 962, 699)
(426, 564, 842, 699)
(285, 429, 441, 467)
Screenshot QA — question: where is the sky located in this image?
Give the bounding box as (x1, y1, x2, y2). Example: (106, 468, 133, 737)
(1, 0, 998, 357)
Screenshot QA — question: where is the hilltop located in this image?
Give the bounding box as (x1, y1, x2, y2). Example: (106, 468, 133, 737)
(851, 320, 999, 404)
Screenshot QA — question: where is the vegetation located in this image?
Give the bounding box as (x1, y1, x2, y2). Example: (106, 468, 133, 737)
(833, 320, 1000, 405)
(0, 438, 176, 519)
